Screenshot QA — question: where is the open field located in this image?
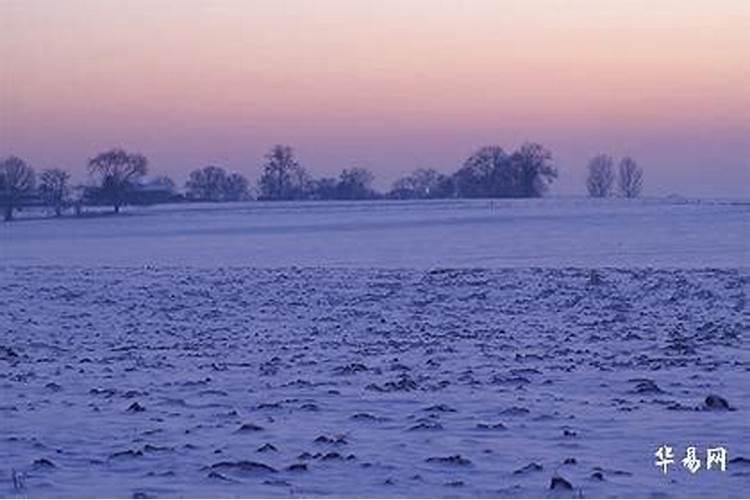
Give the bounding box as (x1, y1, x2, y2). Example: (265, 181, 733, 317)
(2, 198, 748, 267)
(1, 199, 748, 498)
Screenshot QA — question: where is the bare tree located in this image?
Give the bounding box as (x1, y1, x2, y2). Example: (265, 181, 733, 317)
(585, 154, 615, 197)
(454, 146, 509, 198)
(38, 168, 71, 216)
(0, 156, 36, 221)
(310, 177, 339, 200)
(454, 143, 556, 198)
(88, 148, 148, 213)
(186, 166, 228, 201)
(185, 167, 249, 202)
(336, 167, 375, 200)
(510, 142, 557, 197)
(390, 168, 452, 199)
(223, 172, 250, 201)
(390, 175, 417, 198)
(409, 168, 442, 198)
(618, 156, 643, 198)
(258, 145, 310, 200)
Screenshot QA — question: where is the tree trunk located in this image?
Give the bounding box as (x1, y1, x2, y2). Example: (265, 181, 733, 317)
(4, 202, 13, 221)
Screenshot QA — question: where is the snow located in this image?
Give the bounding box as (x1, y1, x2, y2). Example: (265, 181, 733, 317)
(1, 198, 748, 267)
(0, 198, 748, 498)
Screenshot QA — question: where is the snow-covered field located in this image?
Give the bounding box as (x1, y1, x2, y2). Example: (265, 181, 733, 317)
(1, 198, 748, 267)
(1, 199, 748, 498)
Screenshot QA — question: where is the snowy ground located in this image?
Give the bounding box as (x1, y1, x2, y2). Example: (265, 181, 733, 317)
(0, 199, 748, 498)
(1, 198, 748, 267)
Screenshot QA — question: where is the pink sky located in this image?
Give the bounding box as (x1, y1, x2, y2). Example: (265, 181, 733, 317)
(1, 0, 748, 196)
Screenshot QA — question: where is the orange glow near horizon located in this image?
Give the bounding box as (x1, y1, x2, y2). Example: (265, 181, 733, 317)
(1, 0, 749, 196)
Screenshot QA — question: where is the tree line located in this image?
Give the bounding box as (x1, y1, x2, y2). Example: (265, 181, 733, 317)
(0, 143, 644, 221)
